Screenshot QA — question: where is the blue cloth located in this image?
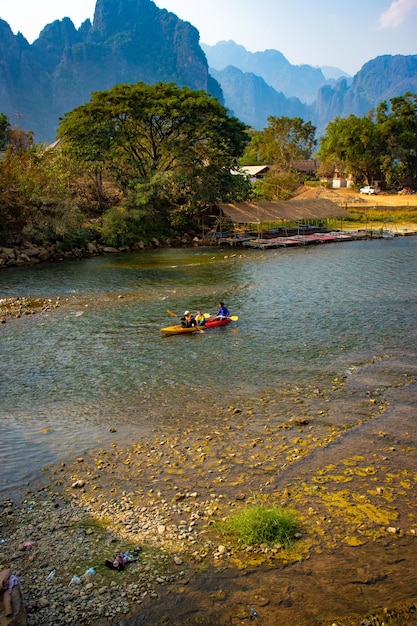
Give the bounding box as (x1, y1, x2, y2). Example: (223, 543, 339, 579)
(216, 305, 230, 317)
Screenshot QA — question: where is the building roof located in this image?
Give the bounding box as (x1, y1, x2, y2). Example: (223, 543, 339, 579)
(239, 165, 270, 177)
(217, 199, 348, 223)
(215, 186, 349, 224)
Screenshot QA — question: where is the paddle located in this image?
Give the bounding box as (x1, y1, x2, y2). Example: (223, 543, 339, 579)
(167, 309, 212, 319)
(166, 309, 206, 333)
(209, 315, 239, 321)
(165, 310, 238, 329)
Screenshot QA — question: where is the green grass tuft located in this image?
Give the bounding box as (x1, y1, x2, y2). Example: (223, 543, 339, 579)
(220, 505, 299, 547)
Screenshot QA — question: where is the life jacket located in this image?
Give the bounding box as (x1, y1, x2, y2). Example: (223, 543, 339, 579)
(195, 314, 205, 326)
(185, 314, 195, 327)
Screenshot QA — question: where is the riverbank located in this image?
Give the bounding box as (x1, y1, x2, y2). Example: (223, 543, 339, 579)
(0, 234, 196, 270)
(1, 350, 417, 625)
(1, 208, 417, 270)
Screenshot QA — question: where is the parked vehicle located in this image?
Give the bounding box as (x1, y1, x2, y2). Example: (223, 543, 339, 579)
(360, 185, 377, 195)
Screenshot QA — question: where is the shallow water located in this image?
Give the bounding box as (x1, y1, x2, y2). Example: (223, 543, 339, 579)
(1, 237, 416, 493)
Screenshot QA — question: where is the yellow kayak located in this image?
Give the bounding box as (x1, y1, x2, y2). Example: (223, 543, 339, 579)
(161, 316, 238, 336)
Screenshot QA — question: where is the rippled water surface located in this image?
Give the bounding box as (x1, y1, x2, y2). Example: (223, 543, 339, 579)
(1, 237, 416, 492)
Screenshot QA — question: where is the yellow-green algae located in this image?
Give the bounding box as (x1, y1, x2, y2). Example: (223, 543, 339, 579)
(317, 489, 396, 526)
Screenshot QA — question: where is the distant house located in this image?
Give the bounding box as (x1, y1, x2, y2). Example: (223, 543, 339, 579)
(320, 167, 354, 189)
(293, 160, 319, 176)
(234, 165, 270, 182)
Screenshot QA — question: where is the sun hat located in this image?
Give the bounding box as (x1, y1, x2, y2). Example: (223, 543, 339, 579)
(184, 310, 190, 315)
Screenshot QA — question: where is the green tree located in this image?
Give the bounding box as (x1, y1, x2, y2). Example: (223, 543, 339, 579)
(317, 114, 383, 185)
(0, 146, 82, 246)
(58, 82, 250, 226)
(0, 113, 10, 151)
(263, 116, 317, 170)
(376, 93, 417, 186)
(243, 116, 316, 171)
(239, 116, 317, 199)
(239, 129, 264, 165)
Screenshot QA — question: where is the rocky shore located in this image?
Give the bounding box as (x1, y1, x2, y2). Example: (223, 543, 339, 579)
(0, 234, 200, 270)
(2, 357, 417, 625)
(2, 270, 417, 624)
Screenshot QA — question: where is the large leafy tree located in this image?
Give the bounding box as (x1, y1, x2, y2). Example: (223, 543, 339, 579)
(240, 116, 317, 200)
(376, 93, 417, 187)
(0, 146, 82, 246)
(58, 82, 250, 219)
(259, 116, 317, 171)
(241, 116, 316, 171)
(318, 93, 417, 188)
(317, 114, 383, 185)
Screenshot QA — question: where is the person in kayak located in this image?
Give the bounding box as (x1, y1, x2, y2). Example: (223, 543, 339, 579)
(216, 302, 230, 319)
(195, 310, 206, 326)
(180, 311, 196, 328)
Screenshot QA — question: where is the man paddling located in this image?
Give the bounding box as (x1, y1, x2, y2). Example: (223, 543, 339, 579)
(215, 302, 230, 319)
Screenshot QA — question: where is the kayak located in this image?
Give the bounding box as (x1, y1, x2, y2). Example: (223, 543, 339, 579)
(161, 316, 238, 336)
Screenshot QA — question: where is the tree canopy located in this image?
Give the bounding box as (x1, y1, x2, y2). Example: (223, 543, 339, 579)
(318, 93, 417, 187)
(240, 116, 317, 199)
(0, 113, 9, 151)
(58, 82, 250, 210)
(241, 116, 316, 171)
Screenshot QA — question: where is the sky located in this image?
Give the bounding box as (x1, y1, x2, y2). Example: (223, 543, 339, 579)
(1, 0, 416, 75)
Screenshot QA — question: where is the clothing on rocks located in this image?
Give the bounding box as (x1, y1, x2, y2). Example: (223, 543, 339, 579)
(105, 550, 140, 572)
(0, 568, 20, 617)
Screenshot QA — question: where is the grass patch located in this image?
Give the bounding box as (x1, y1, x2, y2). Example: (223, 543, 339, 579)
(345, 207, 417, 224)
(219, 504, 300, 548)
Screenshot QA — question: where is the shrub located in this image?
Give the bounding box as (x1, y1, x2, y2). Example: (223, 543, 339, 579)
(61, 228, 89, 251)
(219, 505, 299, 547)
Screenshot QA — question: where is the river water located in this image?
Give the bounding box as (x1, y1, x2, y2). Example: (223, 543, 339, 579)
(1, 237, 416, 495)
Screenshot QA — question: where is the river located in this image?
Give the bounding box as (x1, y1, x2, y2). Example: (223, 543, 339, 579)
(1, 237, 416, 495)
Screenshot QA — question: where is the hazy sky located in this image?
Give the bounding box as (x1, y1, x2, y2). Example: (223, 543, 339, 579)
(1, 0, 416, 75)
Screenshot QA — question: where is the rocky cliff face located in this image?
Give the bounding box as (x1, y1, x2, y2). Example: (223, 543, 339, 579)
(203, 41, 417, 135)
(0, 0, 222, 142)
(1, 2, 416, 142)
(312, 55, 417, 134)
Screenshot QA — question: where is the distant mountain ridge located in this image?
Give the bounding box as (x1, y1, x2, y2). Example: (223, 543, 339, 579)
(0, 0, 416, 141)
(202, 40, 334, 104)
(209, 66, 309, 130)
(204, 41, 417, 134)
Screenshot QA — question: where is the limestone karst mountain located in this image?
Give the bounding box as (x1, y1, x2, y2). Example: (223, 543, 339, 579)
(0, 0, 416, 140)
(0, 0, 222, 141)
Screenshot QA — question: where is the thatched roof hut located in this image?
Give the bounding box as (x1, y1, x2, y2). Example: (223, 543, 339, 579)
(212, 188, 349, 226)
(216, 198, 348, 224)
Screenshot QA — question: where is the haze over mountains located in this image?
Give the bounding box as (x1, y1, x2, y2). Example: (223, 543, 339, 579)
(0, 0, 416, 142)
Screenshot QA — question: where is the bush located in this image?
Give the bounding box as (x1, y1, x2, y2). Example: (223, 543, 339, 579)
(61, 228, 89, 251)
(99, 200, 172, 247)
(304, 181, 332, 189)
(219, 505, 299, 547)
